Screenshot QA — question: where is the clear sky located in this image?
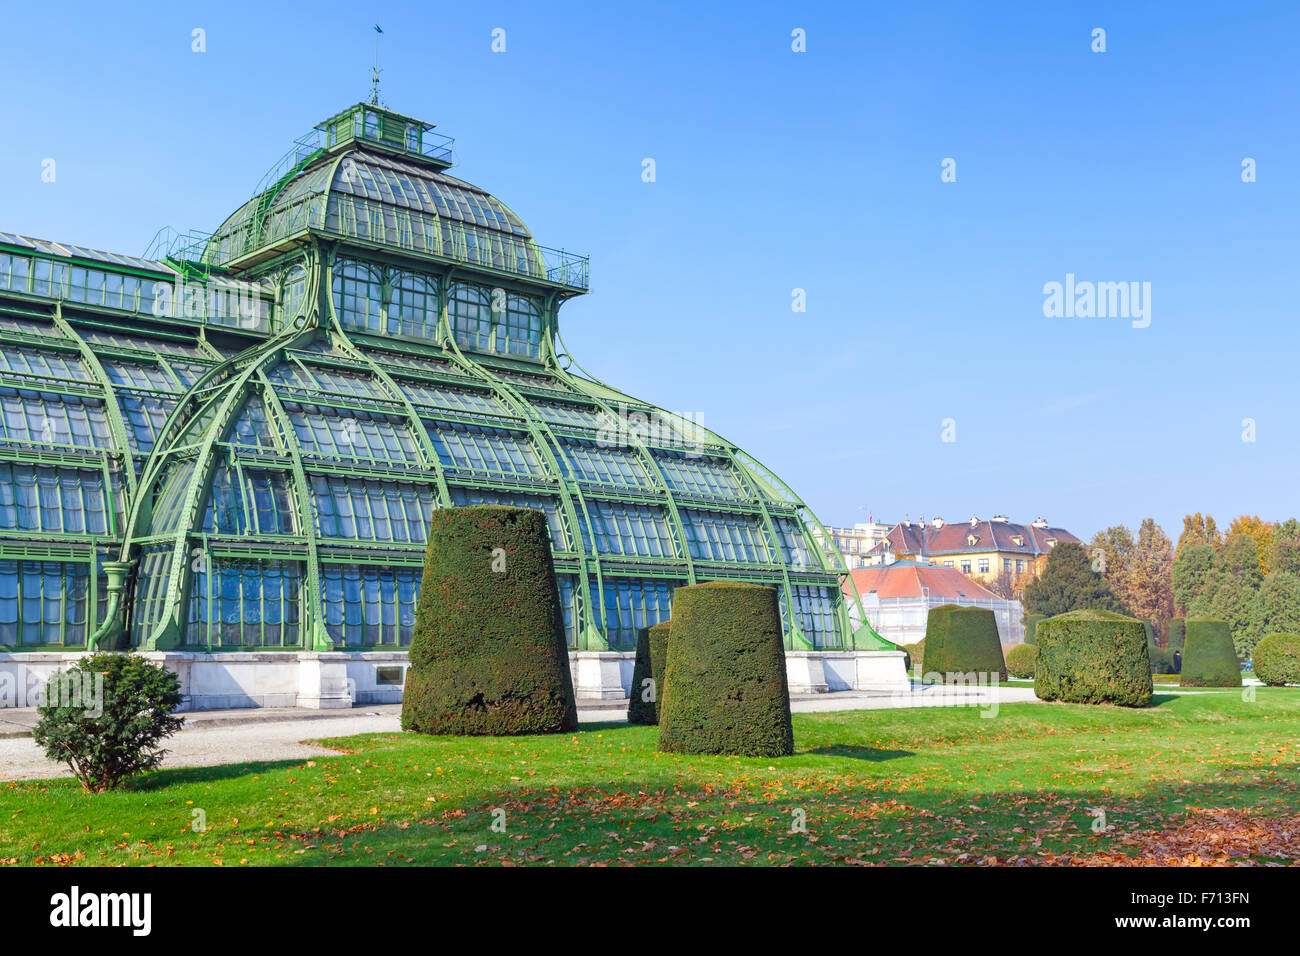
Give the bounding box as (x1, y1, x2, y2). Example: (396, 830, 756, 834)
(2, 1, 1295, 542)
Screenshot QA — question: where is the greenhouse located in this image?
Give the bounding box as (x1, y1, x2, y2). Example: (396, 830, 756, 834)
(0, 102, 904, 708)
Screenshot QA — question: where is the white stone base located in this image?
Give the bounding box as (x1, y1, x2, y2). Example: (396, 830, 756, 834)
(784, 652, 830, 694)
(0, 648, 910, 711)
(568, 651, 634, 700)
(824, 650, 912, 693)
(0, 651, 412, 712)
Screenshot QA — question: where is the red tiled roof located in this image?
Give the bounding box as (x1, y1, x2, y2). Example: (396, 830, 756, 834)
(866, 519, 1080, 559)
(844, 562, 1001, 602)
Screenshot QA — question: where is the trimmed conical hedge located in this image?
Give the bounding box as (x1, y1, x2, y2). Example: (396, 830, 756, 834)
(1034, 609, 1153, 706)
(921, 605, 1007, 682)
(1180, 618, 1241, 687)
(401, 505, 577, 735)
(657, 581, 793, 757)
(627, 621, 671, 724)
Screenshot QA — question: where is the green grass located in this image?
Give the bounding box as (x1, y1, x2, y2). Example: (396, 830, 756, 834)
(3, 690, 1299, 866)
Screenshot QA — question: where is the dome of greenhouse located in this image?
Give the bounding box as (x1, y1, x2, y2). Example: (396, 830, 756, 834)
(0, 101, 886, 682)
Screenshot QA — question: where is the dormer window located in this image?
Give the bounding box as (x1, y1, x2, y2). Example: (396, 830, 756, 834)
(1013, 535, 1024, 547)
(967, 534, 978, 546)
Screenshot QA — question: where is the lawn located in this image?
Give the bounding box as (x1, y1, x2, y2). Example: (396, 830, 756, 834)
(3, 689, 1299, 866)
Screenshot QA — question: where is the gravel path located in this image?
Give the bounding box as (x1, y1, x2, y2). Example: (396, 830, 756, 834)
(0, 712, 403, 783)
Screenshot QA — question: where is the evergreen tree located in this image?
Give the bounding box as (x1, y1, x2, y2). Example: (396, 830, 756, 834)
(1022, 542, 1129, 618)
(1172, 543, 1215, 614)
(1251, 572, 1300, 641)
(1226, 515, 1273, 575)
(1269, 518, 1300, 576)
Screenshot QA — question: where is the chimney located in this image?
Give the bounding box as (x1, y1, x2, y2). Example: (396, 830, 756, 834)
(1032, 517, 1049, 528)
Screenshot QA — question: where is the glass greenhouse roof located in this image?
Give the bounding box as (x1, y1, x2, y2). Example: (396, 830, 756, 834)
(0, 100, 876, 657)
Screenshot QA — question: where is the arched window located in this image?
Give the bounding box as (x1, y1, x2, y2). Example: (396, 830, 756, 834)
(279, 264, 308, 326)
(387, 271, 438, 339)
(331, 259, 384, 332)
(449, 282, 492, 351)
(501, 293, 543, 357)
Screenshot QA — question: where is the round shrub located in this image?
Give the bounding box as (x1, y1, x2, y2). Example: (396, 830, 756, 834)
(402, 505, 577, 735)
(899, 640, 924, 674)
(657, 580, 793, 757)
(1034, 609, 1153, 707)
(628, 621, 671, 724)
(33, 652, 184, 792)
(921, 605, 1007, 682)
(1006, 643, 1038, 679)
(1180, 618, 1242, 688)
(1253, 632, 1300, 686)
(1168, 617, 1186, 651)
(1025, 614, 1046, 646)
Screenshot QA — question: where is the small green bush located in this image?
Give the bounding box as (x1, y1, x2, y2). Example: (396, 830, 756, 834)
(1180, 618, 1242, 688)
(657, 581, 793, 757)
(1034, 609, 1153, 707)
(1005, 643, 1038, 679)
(33, 652, 184, 792)
(921, 605, 1006, 682)
(1024, 614, 1046, 646)
(899, 640, 924, 673)
(402, 505, 577, 735)
(1253, 632, 1300, 686)
(627, 621, 671, 724)
(1168, 617, 1186, 651)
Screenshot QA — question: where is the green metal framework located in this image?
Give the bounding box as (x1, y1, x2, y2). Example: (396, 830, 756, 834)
(0, 102, 885, 655)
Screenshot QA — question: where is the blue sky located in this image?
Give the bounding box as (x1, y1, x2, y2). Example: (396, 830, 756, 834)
(2, 1, 1296, 542)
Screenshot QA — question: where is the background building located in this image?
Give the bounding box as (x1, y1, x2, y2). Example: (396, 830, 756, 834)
(844, 561, 1026, 646)
(866, 515, 1080, 594)
(813, 521, 892, 569)
(0, 101, 904, 709)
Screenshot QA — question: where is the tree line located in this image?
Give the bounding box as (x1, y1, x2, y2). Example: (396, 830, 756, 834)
(1020, 513, 1300, 662)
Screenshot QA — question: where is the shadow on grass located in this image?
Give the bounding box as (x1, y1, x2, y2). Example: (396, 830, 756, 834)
(805, 744, 913, 762)
(131, 758, 305, 791)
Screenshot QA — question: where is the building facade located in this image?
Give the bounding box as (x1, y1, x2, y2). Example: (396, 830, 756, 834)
(813, 522, 892, 569)
(867, 516, 1080, 594)
(0, 102, 904, 708)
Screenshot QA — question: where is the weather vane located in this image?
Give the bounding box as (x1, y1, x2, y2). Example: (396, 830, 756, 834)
(370, 24, 384, 105)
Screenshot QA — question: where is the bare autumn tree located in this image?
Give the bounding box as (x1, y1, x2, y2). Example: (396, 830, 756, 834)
(1128, 518, 1176, 645)
(1177, 513, 1222, 556)
(1089, 524, 1136, 610)
(987, 569, 1018, 600)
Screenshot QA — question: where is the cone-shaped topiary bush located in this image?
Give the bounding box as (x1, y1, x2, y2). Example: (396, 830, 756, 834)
(1251, 632, 1300, 686)
(402, 505, 577, 735)
(1006, 642, 1038, 679)
(921, 605, 1007, 682)
(627, 621, 671, 724)
(1180, 618, 1242, 688)
(1034, 609, 1153, 706)
(657, 580, 793, 757)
